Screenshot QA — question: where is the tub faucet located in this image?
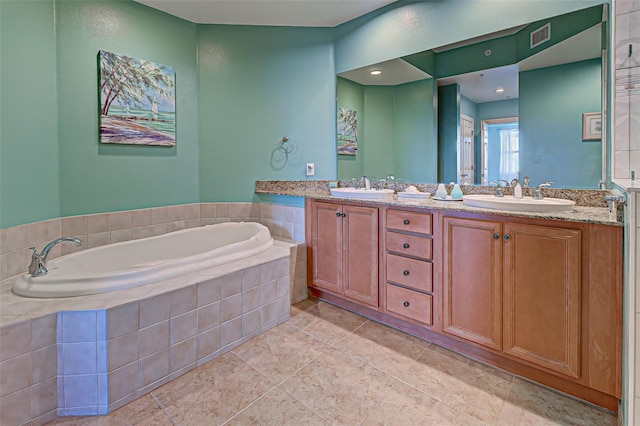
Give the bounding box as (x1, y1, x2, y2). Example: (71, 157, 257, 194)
(28, 237, 83, 277)
(533, 181, 554, 200)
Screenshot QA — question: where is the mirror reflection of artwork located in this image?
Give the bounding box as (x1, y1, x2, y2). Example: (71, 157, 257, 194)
(99, 50, 176, 146)
(337, 107, 358, 155)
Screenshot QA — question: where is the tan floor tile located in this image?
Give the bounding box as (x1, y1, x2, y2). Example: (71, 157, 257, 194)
(334, 320, 429, 379)
(45, 394, 172, 425)
(151, 352, 273, 425)
(497, 377, 618, 426)
(362, 380, 485, 426)
(287, 301, 368, 344)
(402, 344, 513, 424)
(226, 388, 328, 425)
(232, 323, 328, 384)
(290, 297, 319, 318)
(280, 347, 402, 425)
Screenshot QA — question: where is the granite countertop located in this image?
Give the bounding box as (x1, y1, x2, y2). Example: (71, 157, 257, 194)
(255, 180, 621, 226)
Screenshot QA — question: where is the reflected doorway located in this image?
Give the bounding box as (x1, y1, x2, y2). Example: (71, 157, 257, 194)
(481, 117, 519, 185)
(459, 114, 474, 184)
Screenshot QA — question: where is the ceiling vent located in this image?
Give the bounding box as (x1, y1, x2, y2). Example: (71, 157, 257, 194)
(530, 23, 551, 49)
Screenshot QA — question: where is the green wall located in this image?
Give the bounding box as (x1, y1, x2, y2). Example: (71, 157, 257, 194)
(197, 25, 336, 202)
(438, 84, 460, 183)
(519, 58, 602, 188)
(1, 1, 60, 227)
(337, 77, 365, 178)
(363, 86, 395, 178)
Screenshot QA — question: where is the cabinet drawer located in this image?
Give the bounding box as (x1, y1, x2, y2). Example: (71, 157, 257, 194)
(386, 232, 432, 259)
(386, 284, 433, 325)
(386, 253, 432, 292)
(387, 209, 432, 235)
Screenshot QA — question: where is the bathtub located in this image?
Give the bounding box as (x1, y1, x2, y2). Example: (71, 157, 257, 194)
(12, 222, 274, 298)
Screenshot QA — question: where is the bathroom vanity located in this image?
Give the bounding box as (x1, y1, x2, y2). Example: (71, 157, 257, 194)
(304, 196, 622, 411)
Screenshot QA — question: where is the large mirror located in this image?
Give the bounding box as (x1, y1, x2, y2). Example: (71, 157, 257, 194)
(336, 4, 606, 189)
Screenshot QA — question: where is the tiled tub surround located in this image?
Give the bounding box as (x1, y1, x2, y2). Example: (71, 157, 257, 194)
(0, 241, 293, 425)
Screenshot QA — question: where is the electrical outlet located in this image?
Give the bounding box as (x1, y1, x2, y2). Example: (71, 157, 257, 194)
(306, 163, 315, 176)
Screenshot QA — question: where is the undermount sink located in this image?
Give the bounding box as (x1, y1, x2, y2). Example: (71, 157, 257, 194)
(462, 194, 575, 213)
(329, 187, 395, 200)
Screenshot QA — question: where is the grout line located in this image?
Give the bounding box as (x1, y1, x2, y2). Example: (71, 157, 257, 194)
(151, 392, 179, 425)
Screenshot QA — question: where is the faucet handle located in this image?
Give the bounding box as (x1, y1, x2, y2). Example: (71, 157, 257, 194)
(523, 176, 530, 187)
(537, 181, 554, 189)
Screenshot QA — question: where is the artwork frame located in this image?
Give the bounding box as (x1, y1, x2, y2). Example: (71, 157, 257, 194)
(99, 50, 176, 146)
(337, 107, 358, 155)
(582, 112, 601, 141)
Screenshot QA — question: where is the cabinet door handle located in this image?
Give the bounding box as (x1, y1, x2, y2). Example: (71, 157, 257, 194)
(336, 212, 341, 217)
(403, 243, 410, 249)
(403, 301, 410, 307)
(403, 270, 410, 276)
(403, 219, 410, 225)
(503, 234, 510, 241)
(341, 213, 347, 217)
(493, 233, 500, 239)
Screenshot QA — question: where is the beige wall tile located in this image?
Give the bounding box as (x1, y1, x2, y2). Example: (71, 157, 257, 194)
(139, 348, 169, 388)
(260, 203, 273, 220)
(109, 211, 131, 231)
(221, 316, 243, 348)
(170, 311, 197, 345)
(185, 204, 200, 220)
(277, 276, 290, 300)
(0, 386, 31, 426)
(197, 277, 221, 307)
(88, 232, 111, 248)
(0, 319, 31, 361)
(0, 254, 8, 280)
(170, 336, 196, 373)
(0, 353, 32, 397)
(169, 221, 187, 232)
(230, 203, 251, 219)
(221, 294, 242, 323)
(242, 265, 261, 291)
(260, 280, 277, 306)
(31, 409, 57, 426)
(108, 302, 139, 339)
(151, 207, 169, 225)
(131, 226, 155, 240)
(261, 261, 278, 283)
(276, 258, 289, 279)
(61, 235, 87, 255)
(31, 313, 56, 351)
(108, 332, 138, 372)
(109, 361, 138, 403)
(1, 225, 29, 254)
(32, 345, 57, 384)
(31, 376, 57, 418)
(197, 302, 221, 333)
(243, 309, 262, 336)
(6, 248, 32, 277)
(221, 271, 242, 298)
(166, 205, 184, 222)
(196, 326, 221, 360)
(152, 223, 170, 236)
(170, 286, 197, 317)
(140, 293, 170, 328)
(250, 202, 261, 219)
(216, 203, 231, 219)
(185, 219, 200, 229)
(62, 216, 87, 236)
(131, 209, 152, 227)
(200, 218, 217, 226)
(200, 203, 217, 219)
(28, 221, 55, 247)
(139, 320, 169, 359)
(170, 362, 196, 381)
(245, 285, 263, 312)
(87, 214, 110, 233)
(110, 229, 132, 244)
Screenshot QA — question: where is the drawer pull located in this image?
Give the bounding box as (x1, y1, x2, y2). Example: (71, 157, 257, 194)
(336, 212, 341, 217)
(403, 243, 410, 249)
(503, 234, 511, 241)
(403, 270, 410, 276)
(403, 219, 410, 225)
(493, 233, 500, 239)
(403, 301, 410, 307)
(341, 213, 347, 217)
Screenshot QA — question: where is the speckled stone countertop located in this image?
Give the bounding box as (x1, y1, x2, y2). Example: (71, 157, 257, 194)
(255, 180, 622, 226)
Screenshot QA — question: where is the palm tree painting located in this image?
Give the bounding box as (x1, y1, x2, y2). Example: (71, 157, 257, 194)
(337, 107, 357, 155)
(99, 50, 176, 146)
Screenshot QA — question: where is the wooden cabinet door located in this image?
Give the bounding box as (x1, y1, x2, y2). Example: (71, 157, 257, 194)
(502, 223, 582, 378)
(443, 216, 503, 350)
(310, 201, 343, 294)
(343, 205, 379, 307)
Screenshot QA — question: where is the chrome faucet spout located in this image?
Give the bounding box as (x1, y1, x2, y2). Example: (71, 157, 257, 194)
(362, 176, 371, 190)
(28, 237, 83, 277)
(533, 181, 554, 200)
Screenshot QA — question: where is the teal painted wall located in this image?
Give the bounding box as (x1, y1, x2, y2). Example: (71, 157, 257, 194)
(197, 25, 335, 202)
(56, 0, 200, 217)
(1, 1, 60, 227)
(363, 86, 395, 178)
(460, 95, 477, 120)
(337, 77, 365, 179)
(519, 59, 602, 188)
(438, 84, 460, 183)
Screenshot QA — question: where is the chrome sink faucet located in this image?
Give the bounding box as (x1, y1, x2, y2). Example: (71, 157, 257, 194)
(362, 176, 371, 190)
(489, 180, 510, 197)
(533, 181, 554, 200)
(28, 237, 83, 277)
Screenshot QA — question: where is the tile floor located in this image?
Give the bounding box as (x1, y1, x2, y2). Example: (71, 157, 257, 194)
(47, 298, 618, 426)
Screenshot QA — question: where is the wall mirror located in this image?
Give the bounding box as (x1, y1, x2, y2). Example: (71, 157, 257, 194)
(336, 4, 607, 189)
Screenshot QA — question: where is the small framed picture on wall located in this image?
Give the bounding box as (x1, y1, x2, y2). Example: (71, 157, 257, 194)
(582, 112, 601, 141)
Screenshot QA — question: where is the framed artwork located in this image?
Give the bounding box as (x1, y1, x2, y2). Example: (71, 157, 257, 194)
(582, 112, 601, 141)
(99, 50, 176, 146)
(337, 107, 358, 155)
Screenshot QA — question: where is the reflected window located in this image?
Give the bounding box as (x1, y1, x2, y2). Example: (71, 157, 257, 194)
(499, 128, 519, 182)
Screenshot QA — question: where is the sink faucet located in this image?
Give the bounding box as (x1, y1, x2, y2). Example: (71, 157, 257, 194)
(533, 181, 554, 200)
(28, 237, 83, 277)
(362, 176, 371, 190)
(489, 180, 509, 197)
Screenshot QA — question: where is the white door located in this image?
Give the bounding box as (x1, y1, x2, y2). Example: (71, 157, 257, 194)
(459, 115, 474, 184)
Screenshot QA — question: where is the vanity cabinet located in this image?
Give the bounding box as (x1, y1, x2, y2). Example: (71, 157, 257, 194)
(383, 209, 435, 325)
(306, 199, 379, 308)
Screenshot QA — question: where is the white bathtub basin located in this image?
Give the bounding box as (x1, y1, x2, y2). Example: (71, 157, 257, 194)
(462, 194, 575, 213)
(330, 187, 394, 200)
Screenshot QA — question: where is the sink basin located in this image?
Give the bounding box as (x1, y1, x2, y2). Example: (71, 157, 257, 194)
(329, 187, 394, 200)
(462, 194, 575, 213)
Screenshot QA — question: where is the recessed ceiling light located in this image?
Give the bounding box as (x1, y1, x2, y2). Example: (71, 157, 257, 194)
(495, 88, 506, 93)
(369, 70, 382, 76)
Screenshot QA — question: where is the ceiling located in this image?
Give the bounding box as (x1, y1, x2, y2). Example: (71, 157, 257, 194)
(134, 0, 397, 27)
